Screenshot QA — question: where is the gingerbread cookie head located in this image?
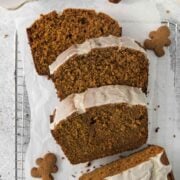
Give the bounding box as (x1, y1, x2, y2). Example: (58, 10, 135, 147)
(144, 26, 171, 57)
(31, 153, 58, 180)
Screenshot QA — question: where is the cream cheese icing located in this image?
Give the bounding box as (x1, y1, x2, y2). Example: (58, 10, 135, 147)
(105, 152, 171, 180)
(50, 85, 147, 130)
(49, 36, 146, 74)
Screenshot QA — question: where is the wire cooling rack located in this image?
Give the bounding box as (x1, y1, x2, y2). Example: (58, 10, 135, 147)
(15, 21, 180, 180)
(15, 33, 31, 180)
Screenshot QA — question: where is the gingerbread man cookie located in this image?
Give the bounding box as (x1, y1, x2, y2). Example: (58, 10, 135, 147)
(144, 26, 171, 57)
(31, 153, 58, 180)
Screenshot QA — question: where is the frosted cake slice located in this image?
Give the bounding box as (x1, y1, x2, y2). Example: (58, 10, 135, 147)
(80, 145, 174, 180)
(51, 85, 148, 164)
(49, 36, 149, 100)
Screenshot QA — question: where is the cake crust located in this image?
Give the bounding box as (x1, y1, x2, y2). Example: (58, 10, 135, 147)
(80, 145, 174, 180)
(27, 9, 121, 75)
(52, 103, 148, 164)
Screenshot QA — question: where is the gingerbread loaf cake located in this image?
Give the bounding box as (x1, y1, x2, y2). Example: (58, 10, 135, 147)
(50, 36, 149, 100)
(80, 145, 174, 180)
(51, 85, 148, 164)
(27, 9, 121, 75)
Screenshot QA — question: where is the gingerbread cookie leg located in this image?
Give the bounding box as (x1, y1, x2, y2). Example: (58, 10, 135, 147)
(44, 174, 54, 180)
(154, 46, 165, 57)
(31, 167, 41, 177)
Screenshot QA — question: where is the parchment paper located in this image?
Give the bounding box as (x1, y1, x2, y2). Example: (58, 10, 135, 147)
(16, 0, 179, 179)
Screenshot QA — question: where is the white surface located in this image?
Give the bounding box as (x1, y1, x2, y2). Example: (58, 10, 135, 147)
(0, 10, 16, 180)
(51, 85, 147, 129)
(15, 0, 179, 179)
(0, 0, 180, 179)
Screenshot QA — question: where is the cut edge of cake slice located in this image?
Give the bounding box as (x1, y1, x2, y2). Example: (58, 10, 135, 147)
(50, 85, 148, 164)
(50, 84, 147, 129)
(79, 145, 174, 180)
(49, 36, 146, 75)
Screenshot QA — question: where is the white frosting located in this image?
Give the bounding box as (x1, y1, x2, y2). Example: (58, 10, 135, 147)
(49, 36, 146, 74)
(50, 85, 147, 130)
(105, 152, 172, 180)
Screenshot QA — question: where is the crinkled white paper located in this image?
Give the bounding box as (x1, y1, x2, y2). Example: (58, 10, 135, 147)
(16, 0, 179, 179)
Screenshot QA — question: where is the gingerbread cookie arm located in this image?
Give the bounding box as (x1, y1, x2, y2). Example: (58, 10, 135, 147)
(144, 39, 154, 50)
(149, 31, 156, 38)
(31, 167, 41, 177)
(159, 26, 171, 36)
(165, 39, 171, 46)
(36, 158, 43, 165)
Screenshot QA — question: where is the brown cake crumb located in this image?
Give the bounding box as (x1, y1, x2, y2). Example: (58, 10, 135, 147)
(86, 162, 91, 167)
(61, 157, 65, 160)
(50, 109, 56, 123)
(27, 9, 121, 75)
(4, 34, 8, 38)
(119, 155, 126, 158)
(109, 0, 122, 3)
(155, 127, 160, 133)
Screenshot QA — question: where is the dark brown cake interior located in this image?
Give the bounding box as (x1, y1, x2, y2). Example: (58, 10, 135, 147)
(52, 103, 148, 164)
(52, 47, 148, 100)
(27, 9, 121, 75)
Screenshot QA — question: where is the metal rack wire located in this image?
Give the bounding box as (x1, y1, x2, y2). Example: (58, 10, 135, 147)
(14, 22, 180, 180)
(15, 33, 30, 180)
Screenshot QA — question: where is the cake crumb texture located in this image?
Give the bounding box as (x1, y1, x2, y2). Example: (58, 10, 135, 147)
(52, 47, 148, 99)
(52, 103, 148, 164)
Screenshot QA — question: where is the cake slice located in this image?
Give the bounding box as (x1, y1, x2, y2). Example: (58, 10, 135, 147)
(50, 36, 148, 100)
(27, 9, 121, 75)
(51, 85, 148, 164)
(80, 145, 174, 180)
